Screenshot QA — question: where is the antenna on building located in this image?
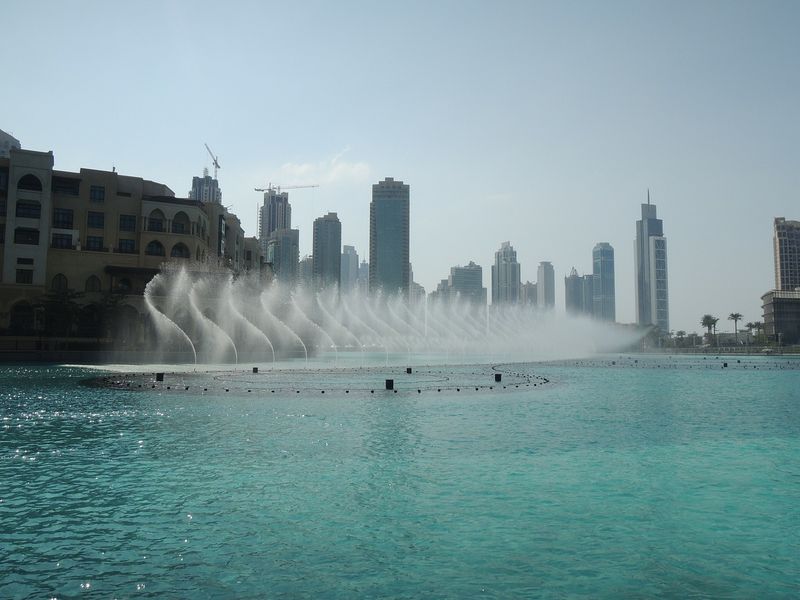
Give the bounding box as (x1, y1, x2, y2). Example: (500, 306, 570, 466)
(647, 188, 651, 205)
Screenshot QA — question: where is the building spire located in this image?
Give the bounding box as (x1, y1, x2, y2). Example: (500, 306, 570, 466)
(647, 188, 650, 205)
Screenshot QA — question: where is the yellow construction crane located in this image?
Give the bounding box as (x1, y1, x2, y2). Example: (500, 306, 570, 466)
(254, 183, 319, 194)
(204, 143, 221, 179)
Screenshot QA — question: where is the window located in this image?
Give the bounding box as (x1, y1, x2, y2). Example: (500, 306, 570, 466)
(119, 214, 137, 232)
(118, 239, 136, 253)
(16, 269, 33, 284)
(0, 228, 4, 243)
(52, 233, 73, 249)
(85, 275, 101, 293)
(172, 211, 190, 234)
(117, 278, 132, 292)
(51, 274, 68, 291)
(0, 198, 6, 217)
(52, 177, 80, 196)
(15, 200, 41, 219)
(14, 228, 39, 245)
(17, 174, 42, 192)
(117, 191, 132, 198)
(145, 240, 165, 256)
(86, 236, 104, 251)
(148, 217, 164, 232)
(90, 185, 105, 202)
(170, 243, 190, 258)
(16, 257, 33, 265)
(87, 211, 104, 229)
(171, 221, 187, 234)
(53, 208, 74, 229)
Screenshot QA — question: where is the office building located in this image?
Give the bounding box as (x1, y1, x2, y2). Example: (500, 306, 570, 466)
(435, 261, 487, 305)
(266, 229, 299, 286)
(634, 194, 669, 331)
(537, 261, 555, 309)
(357, 259, 369, 294)
(369, 177, 409, 297)
(491, 241, 520, 304)
(298, 254, 313, 288)
(592, 242, 615, 321)
(774, 217, 800, 291)
(521, 281, 537, 306)
(259, 188, 291, 256)
(312, 212, 341, 290)
(340, 245, 359, 291)
(188, 168, 222, 204)
(564, 268, 593, 316)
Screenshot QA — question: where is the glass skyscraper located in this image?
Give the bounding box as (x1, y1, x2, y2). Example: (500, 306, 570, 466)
(369, 178, 410, 298)
(634, 196, 669, 332)
(312, 212, 342, 290)
(491, 241, 521, 304)
(592, 242, 615, 321)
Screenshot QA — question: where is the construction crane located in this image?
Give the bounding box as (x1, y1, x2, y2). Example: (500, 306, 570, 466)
(254, 183, 319, 194)
(204, 143, 221, 179)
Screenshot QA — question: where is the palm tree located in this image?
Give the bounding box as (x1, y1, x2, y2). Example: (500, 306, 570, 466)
(728, 312, 743, 343)
(701, 314, 719, 346)
(675, 330, 686, 347)
(752, 321, 764, 343)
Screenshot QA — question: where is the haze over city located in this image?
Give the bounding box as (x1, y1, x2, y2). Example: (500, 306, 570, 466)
(3, 0, 799, 332)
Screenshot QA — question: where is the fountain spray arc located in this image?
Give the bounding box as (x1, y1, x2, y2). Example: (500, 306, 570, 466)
(143, 265, 640, 365)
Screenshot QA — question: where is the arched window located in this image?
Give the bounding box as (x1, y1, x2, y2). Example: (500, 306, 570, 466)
(17, 174, 43, 192)
(145, 240, 165, 256)
(51, 273, 68, 291)
(172, 211, 190, 234)
(148, 209, 165, 232)
(170, 243, 190, 259)
(85, 275, 101, 293)
(116, 278, 132, 292)
(15, 200, 41, 219)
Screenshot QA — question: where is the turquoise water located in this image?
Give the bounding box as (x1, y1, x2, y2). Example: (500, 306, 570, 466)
(1, 356, 799, 598)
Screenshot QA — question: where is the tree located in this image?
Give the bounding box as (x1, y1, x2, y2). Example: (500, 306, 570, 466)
(701, 314, 718, 336)
(728, 312, 743, 343)
(675, 330, 686, 347)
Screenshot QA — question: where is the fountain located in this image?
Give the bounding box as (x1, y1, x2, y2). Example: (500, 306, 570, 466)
(142, 264, 641, 365)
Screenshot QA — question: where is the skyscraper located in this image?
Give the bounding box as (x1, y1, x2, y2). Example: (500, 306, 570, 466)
(259, 188, 291, 256)
(537, 261, 555, 308)
(634, 193, 669, 331)
(521, 281, 538, 306)
(774, 217, 800, 291)
(188, 168, 222, 204)
(592, 242, 615, 321)
(312, 212, 342, 290)
(369, 177, 410, 297)
(491, 241, 521, 304)
(266, 228, 300, 286)
(436, 261, 487, 305)
(565, 268, 594, 316)
(340, 245, 359, 291)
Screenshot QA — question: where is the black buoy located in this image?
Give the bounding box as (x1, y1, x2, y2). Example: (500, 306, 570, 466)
(494, 373, 502, 382)
(406, 367, 412, 374)
(156, 373, 164, 382)
(385, 379, 394, 390)
(253, 367, 259, 374)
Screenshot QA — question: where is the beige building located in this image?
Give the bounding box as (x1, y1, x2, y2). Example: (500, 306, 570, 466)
(0, 146, 262, 344)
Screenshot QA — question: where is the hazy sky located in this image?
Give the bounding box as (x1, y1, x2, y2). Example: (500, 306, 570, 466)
(4, 0, 799, 333)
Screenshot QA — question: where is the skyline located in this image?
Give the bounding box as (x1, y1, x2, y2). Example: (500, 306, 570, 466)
(3, 0, 799, 332)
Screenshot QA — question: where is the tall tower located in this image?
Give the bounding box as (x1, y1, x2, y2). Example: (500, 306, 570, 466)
(188, 168, 222, 204)
(592, 242, 615, 321)
(369, 177, 410, 298)
(340, 245, 359, 291)
(773, 217, 800, 290)
(536, 261, 555, 308)
(259, 189, 291, 256)
(312, 212, 342, 290)
(491, 241, 521, 304)
(634, 193, 669, 331)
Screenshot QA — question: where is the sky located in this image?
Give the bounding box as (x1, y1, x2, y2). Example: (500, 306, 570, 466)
(3, 0, 799, 333)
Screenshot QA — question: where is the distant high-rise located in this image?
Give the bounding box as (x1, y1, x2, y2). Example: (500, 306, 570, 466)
(259, 189, 291, 256)
(266, 228, 299, 286)
(312, 212, 342, 290)
(340, 245, 359, 291)
(357, 260, 369, 294)
(521, 281, 537, 306)
(774, 217, 800, 290)
(491, 242, 521, 304)
(634, 193, 669, 331)
(592, 243, 615, 321)
(564, 268, 593, 316)
(298, 254, 313, 288)
(537, 261, 555, 309)
(369, 177, 410, 297)
(188, 168, 222, 204)
(436, 261, 487, 305)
